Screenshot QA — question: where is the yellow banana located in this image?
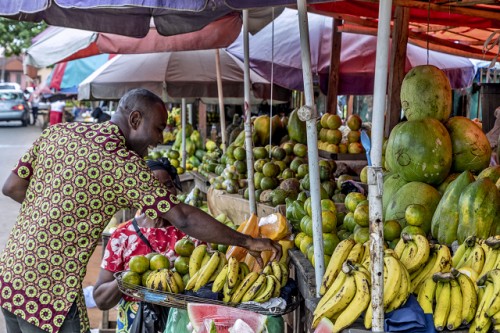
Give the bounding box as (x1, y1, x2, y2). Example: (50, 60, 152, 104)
(200, 252, 211, 267)
(386, 259, 410, 312)
(239, 262, 250, 276)
(145, 271, 156, 289)
(313, 273, 356, 328)
(360, 241, 371, 264)
(270, 261, 282, 285)
(223, 280, 233, 302)
(480, 248, 499, 277)
(185, 269, 202, 290)
(417, 277, 436, 314)
(253, 275, 275, 303)
(158, 270, 169, 292)
(262, 264, 273, 275)
(194, 252, 220, 291)
(279, 262, 289, 287)
(315, 271, 347, 314)
(452, 240, 468, 268)
(346, 242, 365, 263)
(462, 244, 485, 275)
(383, 255, 403, 306)
(209, 252, 227, 282)
(332, 270, 371, 332)
(414, 244, 452, 295)
(320, 239, 356, 295)
(406, 235, 430, 273)
(410, 251, 437, 293)
(456, 272, 477, 325)
(485, 270, 500, 318)
(189, 244, 207, 277)
(212, 264, 228, 293)
(446, 279, 463, 331)
(491, 310, 500, 325)
(269, 275, 281, 298)
(241, 274, 266, 302)
(231, 272, 259, 303)
(394, 237, 406, 259)
(475, 281, 495, 333)
(171, 271, 185, 293)
(434, 281, 451, 331)
(399, 239, 420, 273)
(227, 257, 240, 289)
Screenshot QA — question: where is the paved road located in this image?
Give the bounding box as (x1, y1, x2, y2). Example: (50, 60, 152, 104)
(0, 121, 45, 331)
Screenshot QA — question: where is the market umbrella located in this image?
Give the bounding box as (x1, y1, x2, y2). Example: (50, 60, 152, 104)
(23, 13, 242, 73)
(226, 8, 476, 95)
(78, 49, 290, 104)
(47, 54, 114, 94)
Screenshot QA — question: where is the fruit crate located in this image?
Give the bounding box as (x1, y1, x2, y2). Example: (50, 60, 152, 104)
(318, 150, 367, 161)
(115, 271, 301, 316)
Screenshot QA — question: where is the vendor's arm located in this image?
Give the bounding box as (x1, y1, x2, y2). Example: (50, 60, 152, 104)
(2, 172, 28, 203)
(93, 269, 123, 311)
(163, 203, 282, 266)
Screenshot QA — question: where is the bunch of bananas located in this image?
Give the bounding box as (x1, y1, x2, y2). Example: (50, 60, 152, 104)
(320, 239, 371, 295)
(313, 261, 370, 331)
(417, 271, 478, 331)
(453, 236, 500, 283)
(471, 269, 500, 333)
(394, 234, 430, 274)
(363, 250, 411, 329)
(211, 258, 288, 304)
(410, 243, 452, 293)
(145, 268, 185, 293)
(453, 236, 487, 279)
(185, 249, 227, 292)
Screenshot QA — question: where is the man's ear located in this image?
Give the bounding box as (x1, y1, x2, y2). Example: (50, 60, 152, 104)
(129, 110, 142, 130)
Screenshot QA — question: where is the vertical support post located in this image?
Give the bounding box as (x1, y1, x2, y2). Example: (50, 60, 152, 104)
(370, 0, 393, 331)
(181, 98, 187, 170)
(326, 18, 342, 115)
(297, 0, 324, 297)
(199, 101, 207, 142)
(215, 49, 227, 153)
(243, 10, 256, 215)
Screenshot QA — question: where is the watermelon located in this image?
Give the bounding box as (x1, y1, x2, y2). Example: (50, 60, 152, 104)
(385, 181, 442, 234)
(445, 116, 491, 173)
(385, 118, 452, 185)
(314, 317, 334, 333)
(187, 303, 267, 333)
(400, 65, 452, 122)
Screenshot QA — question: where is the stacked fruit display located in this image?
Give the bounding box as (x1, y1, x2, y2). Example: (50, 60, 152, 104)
(122, 253, 182, 291)
(317, 113, 365, 155)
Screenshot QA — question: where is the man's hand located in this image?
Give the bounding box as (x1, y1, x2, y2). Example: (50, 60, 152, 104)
(245, 237, 282, 268)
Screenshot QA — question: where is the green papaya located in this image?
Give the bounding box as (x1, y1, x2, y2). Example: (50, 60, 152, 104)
(431, 170, 475, 245)
(253, 115, 271, 146)
(232, 130, 245, 147)
(185, 138, 196, 156)
(382, 173, 409, 218)
(287, 109, 307, 144)
(457, 178, 500, 244)
(436, 173, 460, 196)
(477, 165, 500, 184)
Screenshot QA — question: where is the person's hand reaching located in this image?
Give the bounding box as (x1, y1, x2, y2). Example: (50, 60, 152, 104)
(245, 237, 282, 268)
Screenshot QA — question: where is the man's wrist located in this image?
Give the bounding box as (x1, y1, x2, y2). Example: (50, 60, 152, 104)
(241, 234, 254, 249)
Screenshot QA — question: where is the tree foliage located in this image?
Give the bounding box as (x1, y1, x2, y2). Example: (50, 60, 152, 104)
(0, 18, 47, 56)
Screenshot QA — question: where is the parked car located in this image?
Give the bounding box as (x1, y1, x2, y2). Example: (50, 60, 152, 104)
(0, 82, 22, 90)
(0, 89, 31, 126)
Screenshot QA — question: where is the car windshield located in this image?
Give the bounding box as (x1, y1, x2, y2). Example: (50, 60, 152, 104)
(0, 92, 23, 101)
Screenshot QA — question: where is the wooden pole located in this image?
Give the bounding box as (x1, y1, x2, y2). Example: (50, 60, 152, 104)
(326, 18, 342, 115)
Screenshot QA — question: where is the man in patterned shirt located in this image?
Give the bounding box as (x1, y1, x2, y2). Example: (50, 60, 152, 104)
(0, 89, 281, 333)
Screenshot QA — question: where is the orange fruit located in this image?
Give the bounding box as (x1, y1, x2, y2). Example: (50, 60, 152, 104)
(353, 227, 370, 243)
(299, 235, 313, 254)
(122, 271, 141, 286)
(129, 255, 150, 274)
(347, 130, 361, 143)
(293, 143, 307, 157)
(294, 232, 307, 248)
(149, 254, 170, 270)
(344, 192, 367, 213)
(174, 256, 190, 275)
(405, 204, 427, 226)
(322, 233, 340, 256)
(174, 238, 195, 257)
(327, 114, 342, 130)
(321, 210, 337, 233)
(353, 202, 369, 227)
(348, 142, 364, 154)
(320, 113, 331, 128)
(141, 270, 153, 286)
(347, 114, 362, 131)
(383, 220, 402, 241)
(321, 199, 337, 213)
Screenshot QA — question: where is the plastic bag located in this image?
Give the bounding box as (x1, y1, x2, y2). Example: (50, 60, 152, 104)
(164, 308, 191, 333)
(129, 302, 170, 333)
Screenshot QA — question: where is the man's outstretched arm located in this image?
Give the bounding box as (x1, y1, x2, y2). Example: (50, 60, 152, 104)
(2, 172, 29, 204)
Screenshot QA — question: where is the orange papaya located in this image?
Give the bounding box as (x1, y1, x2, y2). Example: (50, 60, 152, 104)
(225, 214, 259, 261)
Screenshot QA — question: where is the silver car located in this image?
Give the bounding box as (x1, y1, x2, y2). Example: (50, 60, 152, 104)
(0, 89, 30, 126)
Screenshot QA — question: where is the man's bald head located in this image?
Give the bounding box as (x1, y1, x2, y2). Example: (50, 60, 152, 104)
(116, 89, 165, 117)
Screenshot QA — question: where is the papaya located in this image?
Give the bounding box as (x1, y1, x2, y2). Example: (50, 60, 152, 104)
(457, 178, 500, 244)
(436, 173, 460, 196)
(477, 165, 500, 184)
(382, 173, 408, 218)
(253, 115, 271, 146)
(385, 181, 441, 234)
(385, 118, 452, 185)
(445, 116, 491, 173)
(225, 214, 259, 261)
(287, 109, 307, 144)
(232, 129, 245, 147)
(259, 212, 290, 241)
(431, 170, 475, 245)
(400, 65, 452, 122)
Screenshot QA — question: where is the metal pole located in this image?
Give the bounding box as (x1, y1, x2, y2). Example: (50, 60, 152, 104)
(370, 0, 392, 331)
(181, 98, 187, 170)
(296, 0, 324, 297)
(215, 49, 227, 153)
(243, 10, 257, 215)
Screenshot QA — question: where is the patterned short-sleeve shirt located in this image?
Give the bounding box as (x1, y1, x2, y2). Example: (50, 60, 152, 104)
(0, 121, 179, 333)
